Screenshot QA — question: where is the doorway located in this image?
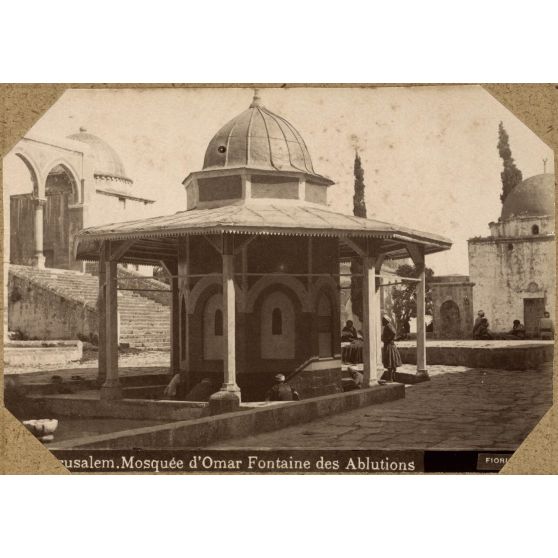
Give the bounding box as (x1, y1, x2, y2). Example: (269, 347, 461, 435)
(524, 298, 545, 337)
(44, 165, 77, 269)
(439, 300, 461, 339)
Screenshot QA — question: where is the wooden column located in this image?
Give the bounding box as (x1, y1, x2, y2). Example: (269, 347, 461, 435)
(97, 242, 107, 385)
(167, 261, 180, 374)
(180, 236, 191, 381)
(406, 243, 428, 378)
(375, 255, 385, 377)
(362, 250, 379, 388)
(220, 235, 241, 400)
(33, 198, 46, 268)
(100, 241, 122, 400)
(416, 248, 428, 376)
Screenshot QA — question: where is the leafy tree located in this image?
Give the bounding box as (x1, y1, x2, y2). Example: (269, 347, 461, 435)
(351, 151, 367, 321)
(391, 263, 434, 334)
(498, 121, 523, 203)
(152, 266, 171, 285)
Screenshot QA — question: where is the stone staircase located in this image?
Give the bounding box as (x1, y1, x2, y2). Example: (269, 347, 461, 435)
(9, 265, 171, 351)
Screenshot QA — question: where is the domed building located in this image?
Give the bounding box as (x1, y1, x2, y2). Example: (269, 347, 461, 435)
(183, 91, 334, 210)
(7, 127, 154, 271)
(75, 92, 451, 402)
(68, 128, 133, 185)
(468, 173, 556, 336)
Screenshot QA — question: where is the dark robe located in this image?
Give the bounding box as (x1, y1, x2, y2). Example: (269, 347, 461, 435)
(265, 382, 300, 402)
(341, 325, 358, 342)
(381, 322, 402, 370)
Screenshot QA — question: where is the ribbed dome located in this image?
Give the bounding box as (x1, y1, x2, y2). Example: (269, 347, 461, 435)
(203, 92, 316, 175)
(67, 129, 132, 182)
(501, 173, 555, 219)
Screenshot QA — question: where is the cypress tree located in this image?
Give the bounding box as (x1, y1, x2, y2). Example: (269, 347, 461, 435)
(352, 151, 367, 218)
(350, 151, 367, 321)
(498, 122, 523, 203)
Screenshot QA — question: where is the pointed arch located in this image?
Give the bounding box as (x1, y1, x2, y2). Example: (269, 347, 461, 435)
(310, 277, 339, 309)
(13, 152, 40, 196)
(187, 274, 244, 314)
(246, 275, 309, 313)
(203, 292, 224, 360)
(44, 160, 81, 204)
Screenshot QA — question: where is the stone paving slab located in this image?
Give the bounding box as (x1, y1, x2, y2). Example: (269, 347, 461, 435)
(208, 363, 553, 451)
(397, 340, 554, 348)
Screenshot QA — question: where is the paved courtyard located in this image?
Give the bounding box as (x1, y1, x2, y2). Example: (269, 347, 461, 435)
(5, 349, 553, 452)
(210, 363, 554, 451)
(4, 349, 170, 382)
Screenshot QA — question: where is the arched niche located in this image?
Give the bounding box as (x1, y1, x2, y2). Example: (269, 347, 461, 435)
(45, 162, 81, 204)
(260, 290, 295, 360)
(439, 299, 461, 339)
(188, 274, 244, 314)
(246, 275, 309, 313)
(203, 292, 223, 360)
(43, 163, 82, 269)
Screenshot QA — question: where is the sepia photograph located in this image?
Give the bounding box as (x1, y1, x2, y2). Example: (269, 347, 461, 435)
(1, 85, 555, 473)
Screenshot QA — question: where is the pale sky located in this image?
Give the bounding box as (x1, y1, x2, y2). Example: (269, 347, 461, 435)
(7, 86, 555, 275)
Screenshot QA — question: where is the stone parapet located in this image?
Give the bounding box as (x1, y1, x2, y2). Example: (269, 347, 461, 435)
(399, 343, 553, 370)
(50, 383, 405, 449)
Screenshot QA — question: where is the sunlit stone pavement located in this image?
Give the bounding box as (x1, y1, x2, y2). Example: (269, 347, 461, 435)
(209, 363, 553, 451)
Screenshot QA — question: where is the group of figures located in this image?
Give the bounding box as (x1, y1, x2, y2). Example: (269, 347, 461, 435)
(472, 309, 554, 341)
(341, 316, 402, 385)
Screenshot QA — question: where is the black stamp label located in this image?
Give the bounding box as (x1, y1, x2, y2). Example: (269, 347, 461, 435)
(477, 452, 513, 471)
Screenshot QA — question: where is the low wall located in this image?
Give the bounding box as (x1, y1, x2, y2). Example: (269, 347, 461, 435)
(8, 273, 98, 342)
(51, 383, 404, 449)
(4, 340, 83, 366)
(399, 344, 553, 370)
(190, 362, 343, 402)
(25, 395, 208, 422)
(290, 366, 343, 398)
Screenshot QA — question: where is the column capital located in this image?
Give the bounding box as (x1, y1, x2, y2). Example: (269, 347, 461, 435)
(405, 242, 425, 267)
(221, 234, 235, 256)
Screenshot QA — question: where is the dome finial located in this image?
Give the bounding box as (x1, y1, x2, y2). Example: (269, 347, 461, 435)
(79, 126, 87, 133)
(249, 88, 262, 108)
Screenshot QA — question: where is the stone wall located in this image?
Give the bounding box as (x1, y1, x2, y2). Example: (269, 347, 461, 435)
(289, 365, 343, 399)
(86, 190, 156, 228)
(431, 276, 474, 338)
(489, 215, 554, 237)
(8, 273, 98, 341)
(468, 235, 555, 334)
(399, 343, 553, 370)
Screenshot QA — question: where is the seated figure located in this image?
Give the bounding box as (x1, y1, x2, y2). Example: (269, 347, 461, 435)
(538, 311, 554, 340)
(341, 320, 358, 342)
(474, 317, 493, 340)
